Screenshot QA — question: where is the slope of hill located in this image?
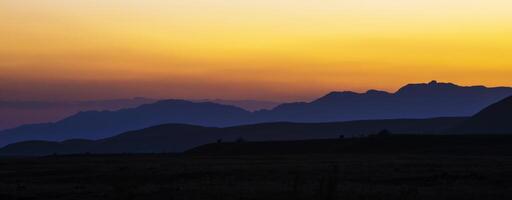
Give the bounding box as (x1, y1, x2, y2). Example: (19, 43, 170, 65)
(455, 96, 512, 133)
(0, 117, 466, 156)
(187, 135, 512, 156)
(0, 100, 252, 147)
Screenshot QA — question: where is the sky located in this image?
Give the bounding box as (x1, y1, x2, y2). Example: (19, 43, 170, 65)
(1, 0, 512, 101)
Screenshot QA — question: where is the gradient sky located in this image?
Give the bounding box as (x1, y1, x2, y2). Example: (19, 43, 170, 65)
(1, 0, 512, 101)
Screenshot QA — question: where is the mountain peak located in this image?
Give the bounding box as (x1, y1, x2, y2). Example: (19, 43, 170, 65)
(325, 91, 359, 97)
(312, 91, 361, 103)
(312, 90, 392, 105)
(365, 89, 391, 95)
(395, 81, 460, 95)
(428, 80, 438, 85)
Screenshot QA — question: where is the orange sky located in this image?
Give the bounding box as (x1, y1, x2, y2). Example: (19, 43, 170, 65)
(1, 0, 512, 101)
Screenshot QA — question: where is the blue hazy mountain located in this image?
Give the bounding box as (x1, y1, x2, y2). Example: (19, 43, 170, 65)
(0, 98, 279, 130)
(0, 100, 252, 147)
(0, 97, 157, 130)
(1, 81, 511, 147)
(255, 81, 512, 122)
(0, 117, 466, 155)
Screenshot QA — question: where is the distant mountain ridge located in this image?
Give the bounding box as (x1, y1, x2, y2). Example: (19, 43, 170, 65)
(0, 117, 467, 156)
(0, 98, 280, 130)
(0, 98, 157, 130)
(1, 81, 512, 147)
(257, 81, 512, 122)
(0, 100, 252, 147)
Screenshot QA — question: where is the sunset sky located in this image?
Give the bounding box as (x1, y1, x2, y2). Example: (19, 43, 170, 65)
(1, 0, 512, 101)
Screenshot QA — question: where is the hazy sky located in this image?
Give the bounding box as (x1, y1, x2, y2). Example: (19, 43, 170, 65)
(1, 0, 512, 101)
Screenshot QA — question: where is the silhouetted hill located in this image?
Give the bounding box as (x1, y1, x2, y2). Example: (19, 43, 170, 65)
(0, 117, 466, 156)
(256, 81, 512, 122)
(187, 135, 512, 156)
(95, 124, 219, 153)
(455, 96, 512, 133)
(0, 100, 252, 147)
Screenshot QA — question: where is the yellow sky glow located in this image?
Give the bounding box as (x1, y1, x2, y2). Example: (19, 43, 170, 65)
(1, 0, 512, 101)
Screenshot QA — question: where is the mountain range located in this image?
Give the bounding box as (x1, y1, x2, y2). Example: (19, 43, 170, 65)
(0, 98, 157, 131)
(0, 100, 253, 147)
(256, 81, 512, 122)
(0, 117, 466, 156)
(0, 98, 280, 130)
(1, 81, 512, 147)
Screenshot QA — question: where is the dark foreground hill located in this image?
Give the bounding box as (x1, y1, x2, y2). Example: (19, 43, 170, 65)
(1, 81, 511, 147)
(0, 117, 465, 156)
(187, 135, 512, 156)
(455, 96, 512, 133)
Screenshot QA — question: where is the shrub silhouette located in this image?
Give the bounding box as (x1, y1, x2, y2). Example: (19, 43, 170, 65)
(236, 137, 247, 143)
(378, 129, 392, 136)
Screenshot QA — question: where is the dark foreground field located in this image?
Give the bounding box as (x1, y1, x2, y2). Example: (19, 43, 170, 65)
(2, 153, 512, 200)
